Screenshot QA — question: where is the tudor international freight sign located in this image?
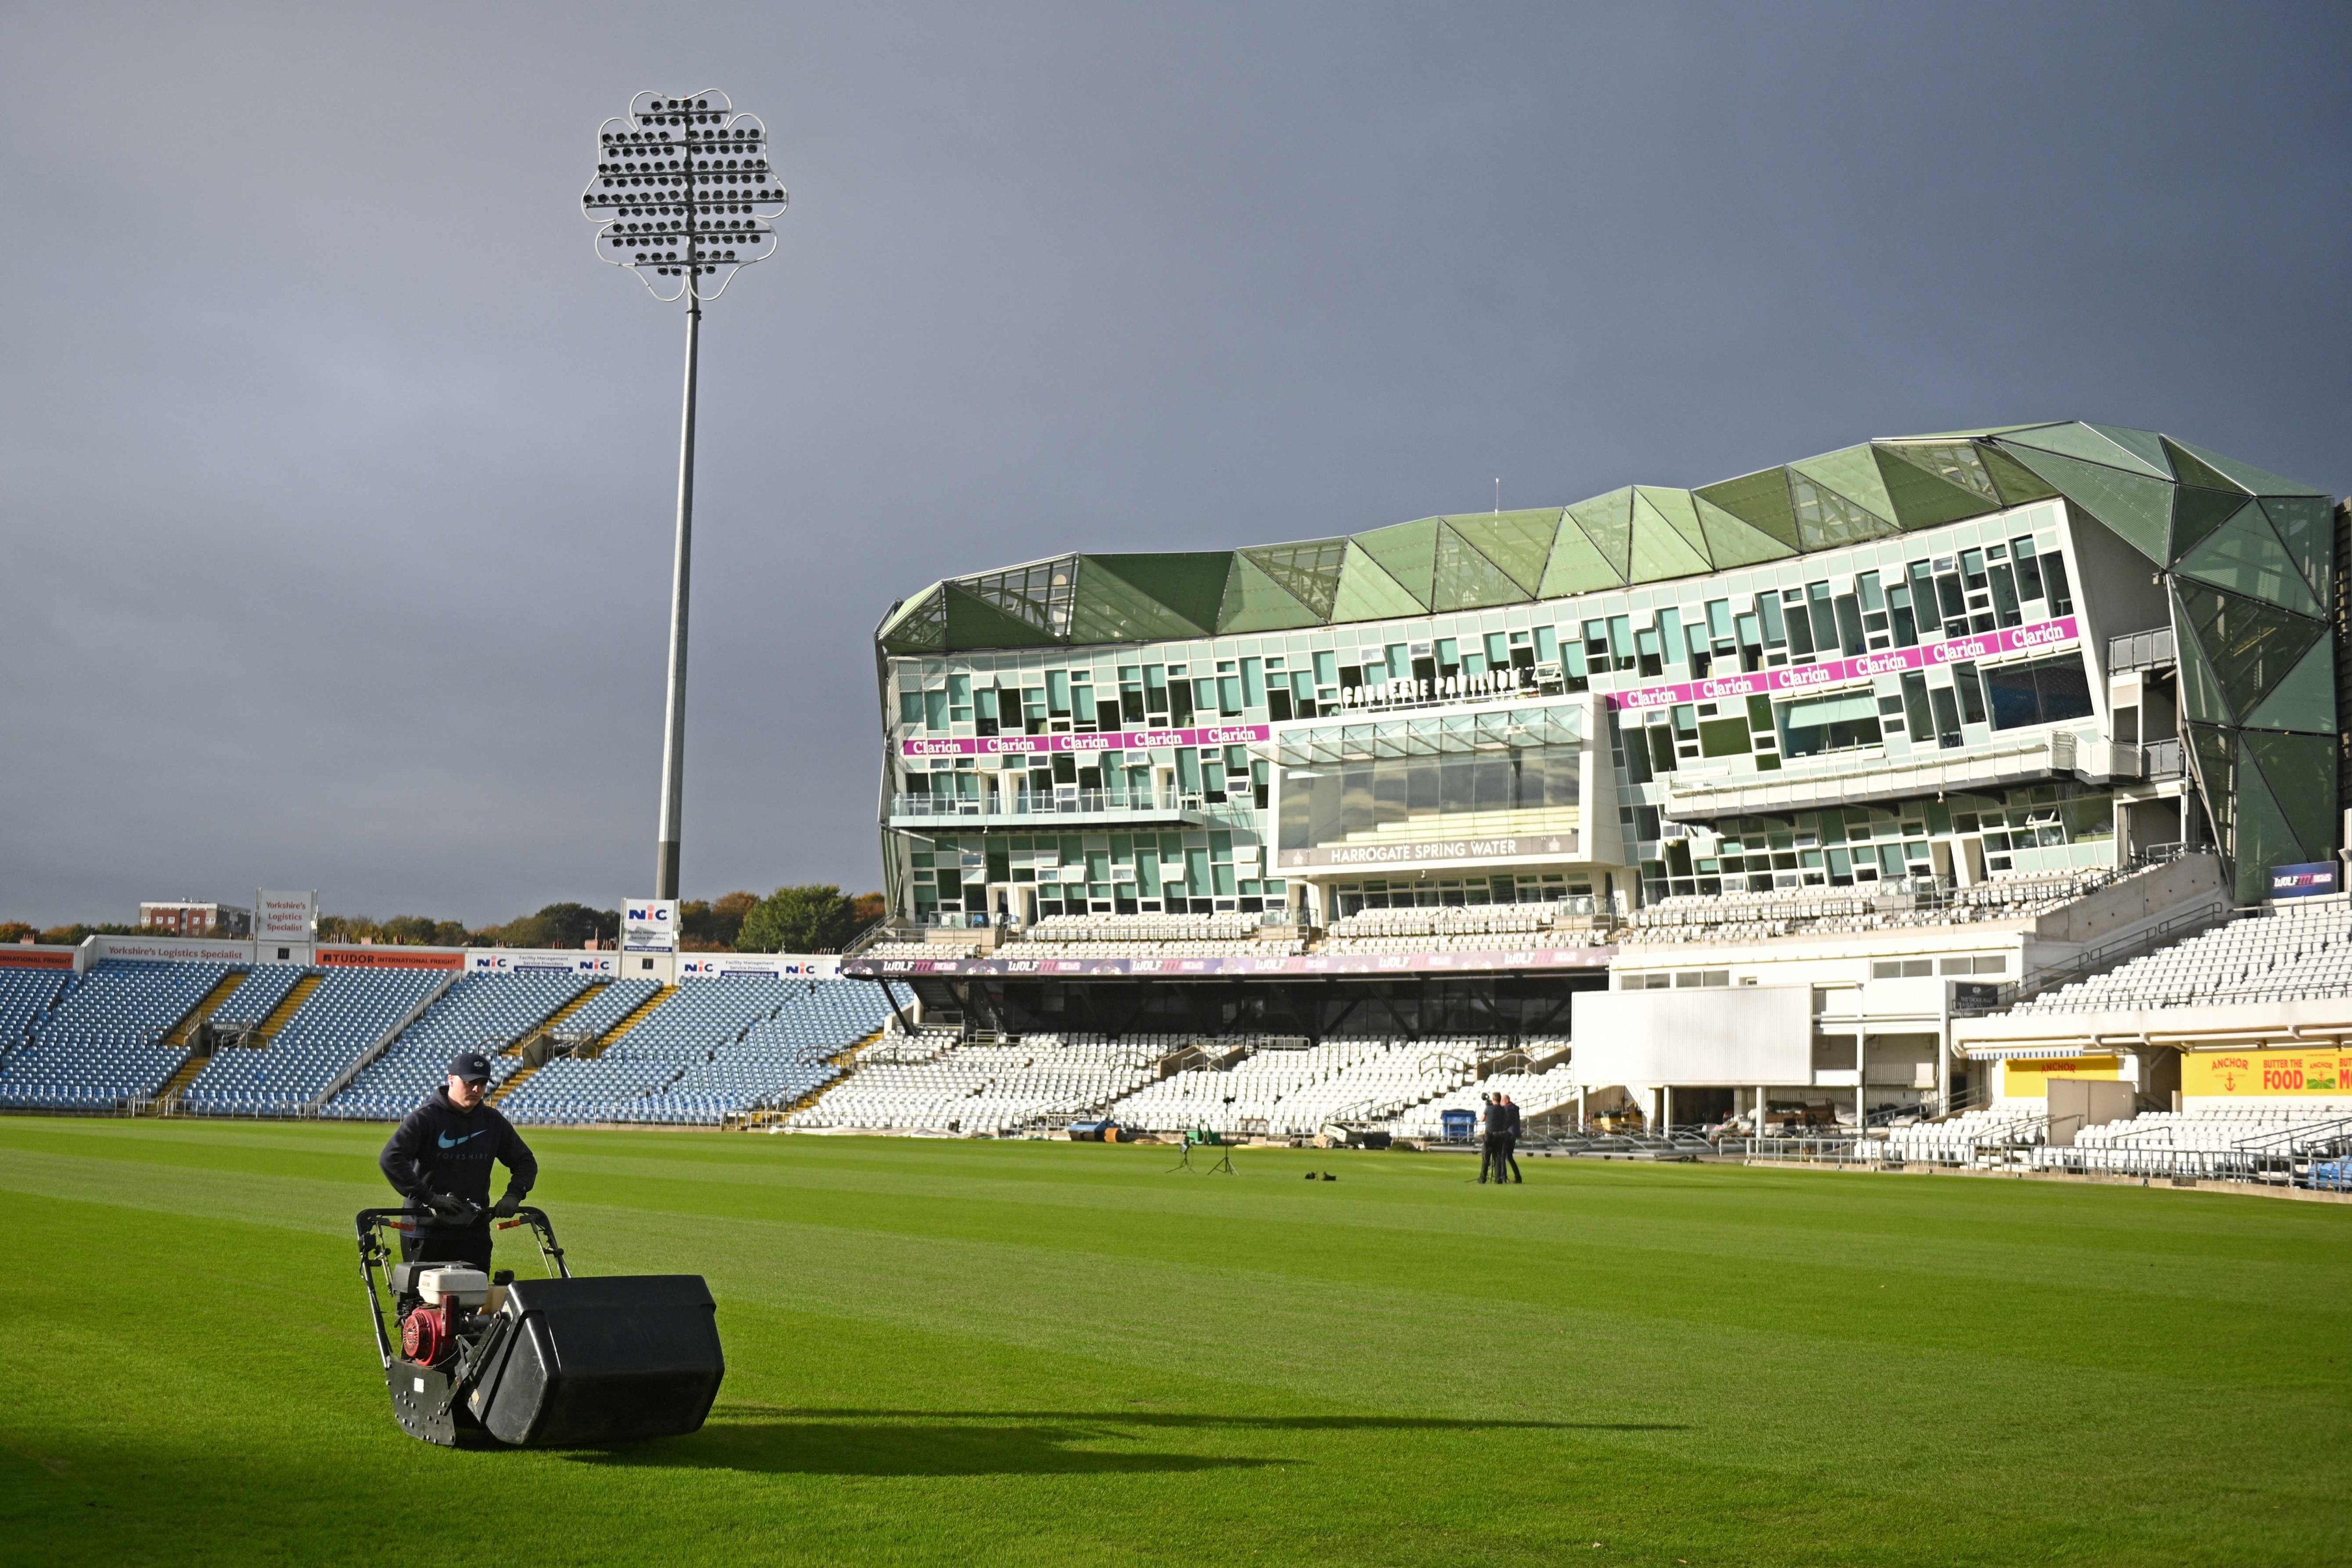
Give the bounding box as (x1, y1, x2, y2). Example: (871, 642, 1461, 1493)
(2184, 1048, 2352, 1099)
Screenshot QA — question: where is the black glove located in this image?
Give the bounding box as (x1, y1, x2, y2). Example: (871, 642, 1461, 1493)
(491, 1190, 524, 1219)
(425, 1192, 478, 1223)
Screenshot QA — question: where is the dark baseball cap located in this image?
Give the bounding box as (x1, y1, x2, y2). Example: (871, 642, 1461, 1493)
(449, 1052, 493, 1083)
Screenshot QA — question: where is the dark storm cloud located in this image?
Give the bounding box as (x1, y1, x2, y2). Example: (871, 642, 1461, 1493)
(1, 1, 2345, 924)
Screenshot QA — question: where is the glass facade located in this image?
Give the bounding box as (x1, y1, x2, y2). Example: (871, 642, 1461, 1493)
(875, 423, 2339, 916)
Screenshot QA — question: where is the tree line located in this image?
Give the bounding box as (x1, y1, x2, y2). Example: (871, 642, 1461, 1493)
(2, 886, 885, 955)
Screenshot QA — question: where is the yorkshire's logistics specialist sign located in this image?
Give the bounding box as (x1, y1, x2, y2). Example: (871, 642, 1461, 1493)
(2269, 862, 2339, 899)
(2184, 1048, 2352, 1099)
(1606, 616, 2081, 713)
(255, 890, 317, 942)
(623, 899, 679, 954)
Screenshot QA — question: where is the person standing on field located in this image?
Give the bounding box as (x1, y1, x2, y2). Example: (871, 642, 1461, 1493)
(379, 1051, 537, 1271)
(1496, 1093, 1524, 1184)
(1477, 1093, 1503, 1183)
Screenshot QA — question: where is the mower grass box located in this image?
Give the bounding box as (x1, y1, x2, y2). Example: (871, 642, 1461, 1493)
(469, 1274, 723, 1446)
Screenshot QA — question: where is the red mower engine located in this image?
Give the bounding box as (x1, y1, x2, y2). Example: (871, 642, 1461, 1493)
(398, 1266, 493, 1366)
(401, 1303, 455, 1365)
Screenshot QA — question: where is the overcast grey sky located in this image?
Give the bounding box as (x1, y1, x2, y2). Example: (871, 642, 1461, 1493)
(2, 2, 2345, 925)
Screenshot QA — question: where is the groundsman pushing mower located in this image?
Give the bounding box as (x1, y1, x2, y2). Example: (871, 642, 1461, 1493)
(357, 1203, 725, 1448)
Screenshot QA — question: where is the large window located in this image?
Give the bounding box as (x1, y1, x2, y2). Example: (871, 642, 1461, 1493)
(1983, 654, 2095, 730)
(1776, 693, 1882, 759)
(1277, 745, 1581, 851)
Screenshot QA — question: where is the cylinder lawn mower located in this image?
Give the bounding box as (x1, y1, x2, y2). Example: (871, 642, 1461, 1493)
(356, 1206, 725, 1449)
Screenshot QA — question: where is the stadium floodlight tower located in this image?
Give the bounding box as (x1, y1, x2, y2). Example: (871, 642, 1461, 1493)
(582, 88, 787, 899)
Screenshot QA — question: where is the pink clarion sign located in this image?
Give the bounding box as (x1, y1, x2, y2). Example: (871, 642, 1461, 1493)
(1604, 616, 2079, 713)
(901, 721, 1275, 760)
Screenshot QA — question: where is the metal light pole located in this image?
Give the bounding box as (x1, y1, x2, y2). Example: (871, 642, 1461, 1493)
(582, 89, 787, 898)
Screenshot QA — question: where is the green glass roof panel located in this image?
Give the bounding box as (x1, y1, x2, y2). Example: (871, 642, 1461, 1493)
(2083, 424, 2176, 478)
(1240, 538, 1349, 620)
(1350, 516, 1439, 608)
(1998, 443, 2171, 563)
(2244, 728, 2336, 859)
(2173, 588, 2233, 726)
(957, 554, 1079, 636)
(2158, 437, 2249, 496)
(1535, 514, 1625, 596)
(1997, 421, 2172, 480)
(2175, 504, 2323, 617)
(1067, 558, 1214, 643)
(874, 422, 2310, 651)
(1874, 444, 2002, 528)
(1431, 523, 1530, 611)
(2176, 581, 2326, 723)
(2260, 496, 2335, 605)
(1692, 468, 1799, 550)
(1084, 551, 1232, 632)
(2172, 486, 2252, 559)
(1633, 486, 1713, 566)
(878, 584, 949, 652)
(1901, 423, 2065, 440)
(1978, 442, 2063, 507)
(2242, 635, 2335, 736)
(1563, 487, 1636, 578)
(1214, 553, 1319, 632)
(1628, 491, 1715, 582)
(1445, 509, 1560, 594)
(1879, 440, 2001, 501)
(1330, 540, 1430, 624)
(2185, 721, 2236, 848)
(2164, 438, 2328, 499)
(1787, 472, 1895, 550)
(1693, 494, 1796, 569)
(1789, 445, 1897, 524)
(2233, 738, 2307, 896)
(943, 582, 1066, 649)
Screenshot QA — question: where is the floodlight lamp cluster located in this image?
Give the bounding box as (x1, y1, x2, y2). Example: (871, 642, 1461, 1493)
(583, 88, 786, 302)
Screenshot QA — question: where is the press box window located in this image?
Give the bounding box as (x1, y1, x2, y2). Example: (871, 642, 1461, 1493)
(1777, 692, 1882, 759)
(1984, 653, 2095, 729)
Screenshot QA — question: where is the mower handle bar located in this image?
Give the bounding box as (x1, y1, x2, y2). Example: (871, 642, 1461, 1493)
(354, 1203, 555, 1232)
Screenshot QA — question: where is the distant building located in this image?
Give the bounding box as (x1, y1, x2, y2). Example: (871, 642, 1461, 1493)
(140, 901, 252, 938)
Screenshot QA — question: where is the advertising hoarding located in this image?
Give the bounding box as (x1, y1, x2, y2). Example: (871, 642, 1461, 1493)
(675, 954, 841, 979)
(2269, 862, 2339, 899)
(467, 950, 622, 976)
(255, 890, 318, 942)
(2184, 1048, 2352, 1099)
(623, 899, 679, 954)
(315, 947, 465, 971)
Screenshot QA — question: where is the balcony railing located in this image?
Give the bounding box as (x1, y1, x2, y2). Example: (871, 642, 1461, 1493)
(2107, 626, 2177, 674)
